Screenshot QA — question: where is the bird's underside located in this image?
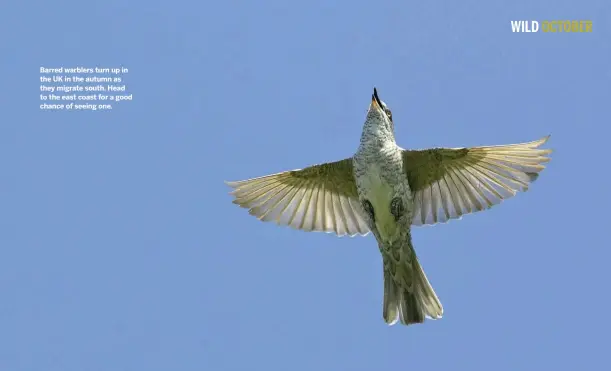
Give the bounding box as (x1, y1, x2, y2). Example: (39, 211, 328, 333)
(225, 88, 552, 326)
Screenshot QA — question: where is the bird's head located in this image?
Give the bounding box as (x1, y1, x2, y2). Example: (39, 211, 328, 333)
(366, 87, 395, 134)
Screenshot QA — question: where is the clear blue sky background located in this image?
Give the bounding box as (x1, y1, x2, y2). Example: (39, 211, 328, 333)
(1, 0, 609, 370)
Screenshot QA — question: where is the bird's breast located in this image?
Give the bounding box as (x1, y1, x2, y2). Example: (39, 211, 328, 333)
(355, 160, 408, 243)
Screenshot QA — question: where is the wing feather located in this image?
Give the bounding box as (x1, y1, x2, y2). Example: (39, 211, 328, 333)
(226, 158, 369, 236)
(403, 135, 552, 226)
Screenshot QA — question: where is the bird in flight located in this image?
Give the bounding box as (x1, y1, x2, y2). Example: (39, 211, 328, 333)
(225, 88, 552, 326)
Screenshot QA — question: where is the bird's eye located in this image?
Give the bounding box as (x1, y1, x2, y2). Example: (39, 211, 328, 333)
(385, 109, 393, 121)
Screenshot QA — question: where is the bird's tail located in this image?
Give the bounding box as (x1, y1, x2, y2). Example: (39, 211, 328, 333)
(383, 253, 443, 326)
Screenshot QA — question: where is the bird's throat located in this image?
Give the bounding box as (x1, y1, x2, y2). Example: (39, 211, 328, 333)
(360, 119, 396, 148)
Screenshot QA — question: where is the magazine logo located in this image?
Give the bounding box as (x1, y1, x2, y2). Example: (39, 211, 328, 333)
(511, 20, 592, 33)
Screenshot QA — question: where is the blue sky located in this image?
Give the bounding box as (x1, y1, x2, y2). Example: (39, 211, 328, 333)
(2, 0, 609, 370)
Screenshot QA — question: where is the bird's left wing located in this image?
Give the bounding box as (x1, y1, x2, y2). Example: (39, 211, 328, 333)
(225, 158, 370, 237)
(402, 136, 552, 226)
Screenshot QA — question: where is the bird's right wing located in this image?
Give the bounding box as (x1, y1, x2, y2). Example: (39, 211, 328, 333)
(402, 136, 552, 226)
(225, 158, 370, 237)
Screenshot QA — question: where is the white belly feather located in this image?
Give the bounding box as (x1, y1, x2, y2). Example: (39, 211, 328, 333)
(357, 164, 401, 242)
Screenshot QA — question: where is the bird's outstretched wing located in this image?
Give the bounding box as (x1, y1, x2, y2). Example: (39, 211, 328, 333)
(225, 158, 370, 237)
(402, 136, 552, 226)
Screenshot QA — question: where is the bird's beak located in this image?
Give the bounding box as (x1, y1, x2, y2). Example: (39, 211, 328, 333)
(370, 87, 383, 111)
